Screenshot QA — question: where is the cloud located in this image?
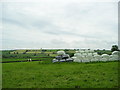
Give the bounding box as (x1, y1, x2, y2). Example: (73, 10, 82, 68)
(2, 1, 118, 50)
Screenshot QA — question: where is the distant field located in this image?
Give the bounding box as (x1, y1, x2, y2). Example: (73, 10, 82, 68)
(2, 61, 119, 88)
(2, 49, 112, 62)
(2, 57, 54, 62)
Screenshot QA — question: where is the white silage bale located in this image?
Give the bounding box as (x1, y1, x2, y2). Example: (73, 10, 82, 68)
(93, 52, 98, 56)
(94, 55, 101, 61)
(87, 55, 93, 61)
(74, 54, 76, 57)
(80, 50, 85, 53)
(102, 54, 109, 61)
(71, 57, 76, 60)
(57, 51, 65, 55)
(75, 51, 79, 53)
(88, 49, 91, 53)
(77, 56, 82, 62)
(81, 56, 85, 62)
(82, 56, 86, 61)
(82, 59, 89, 62)
(84, 56, 91, 62)
(101, 54, 108, 61)
(98, 55, 102, 61)
(72, 57, 80, 62)
(82, 53, 87, 56)
(79, 53, 83, 56)
(119, 55, 120, 61)
(109, 55, 114, 61)
(101, 57, 107, 61)
(112, 51, 120, 55)
(74, 53, 79, 57)
(87, 53, 93, 56)
(85, 49, 89, 53)
(112, 55, 118, 61)
(81, 56, 89, 62)
(89, 50, 94, 53)
(91, 56, 97, 62)
(78, 55, 84, 60)
(66, 54, 70, 58)
(76, 53, 81, 56)
(112, 51, 120, 61)
(105, 55, 109, 61)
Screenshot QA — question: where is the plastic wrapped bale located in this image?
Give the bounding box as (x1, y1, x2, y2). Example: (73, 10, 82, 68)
(52, 58, 59, 63)
(109, 55, 114, 61)
(78, 53, 83, 56)
(112, 51, 120, 55)
(57, 51, 65, 55)
(93, 52, 98, 56)
(112, 51, 120, 61)
(91, 56, 97, 62)
(54, 55, 63, 62)
(71, 57, 76, 60)
(87, 55, 93, 62)
(94, 55, 101, 61)
(82, 53, 87, 56)
(74, 53, 77, 57)
(112, 55, 119, 61)
(87, 53, 93, 56)
(81, 56, 85, 62)
(85, 49, 89, 53)
(86, 57, 91, 62)
(53, 51, 73, 63)
(103, 54, 109, 61)
(77, 55, 83, 62)
(101, 54, 108, 61)
(80, 50, 85, 53)
(75, 51, 79, 53)
(62, 54, 70, 60)
(118, 54, 120, 61)
(81, 56, 89, 62)
(89, 49, 94, 53)
(72, 57, 80, 62)
(83, 56, 90, 62)
(74, 53, 80, 57)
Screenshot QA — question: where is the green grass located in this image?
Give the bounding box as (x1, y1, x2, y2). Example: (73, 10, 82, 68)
(26, 52, 40, 54)
(49, 54, 57, 57)
(2, 61, 119, 88)
(2, 57, 54, 62)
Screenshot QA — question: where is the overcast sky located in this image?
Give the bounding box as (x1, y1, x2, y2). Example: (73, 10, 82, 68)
(1, 0, 118, 50)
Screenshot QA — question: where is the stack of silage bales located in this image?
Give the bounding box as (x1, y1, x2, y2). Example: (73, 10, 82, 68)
(72, 49, 120, 63)
(112, 51, 120, 61)
(101, 54, 109, 62)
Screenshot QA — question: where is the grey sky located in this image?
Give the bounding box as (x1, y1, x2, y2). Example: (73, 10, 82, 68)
(1, 0, 118, 50)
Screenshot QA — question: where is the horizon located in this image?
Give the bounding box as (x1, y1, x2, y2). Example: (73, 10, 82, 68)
(1, 47, 113, 51)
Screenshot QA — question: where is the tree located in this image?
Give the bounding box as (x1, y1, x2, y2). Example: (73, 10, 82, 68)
(111, 45, 119, 52)
(103, 49, 105, 51)
(23, 52, 26, 54)
(34, 53, 36, 56)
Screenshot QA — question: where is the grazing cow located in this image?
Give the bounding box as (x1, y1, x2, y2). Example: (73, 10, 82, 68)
(28, 58, 32, 62)
(29, 58, 32, 62)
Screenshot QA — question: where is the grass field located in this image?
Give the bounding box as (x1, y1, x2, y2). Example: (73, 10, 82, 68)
(2, 61, 119, 88)
(2, 57, 54, 62)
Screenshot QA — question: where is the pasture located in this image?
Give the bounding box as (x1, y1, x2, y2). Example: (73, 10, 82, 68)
(2, 49, 119, 88)
(2, 61, 119, 88)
